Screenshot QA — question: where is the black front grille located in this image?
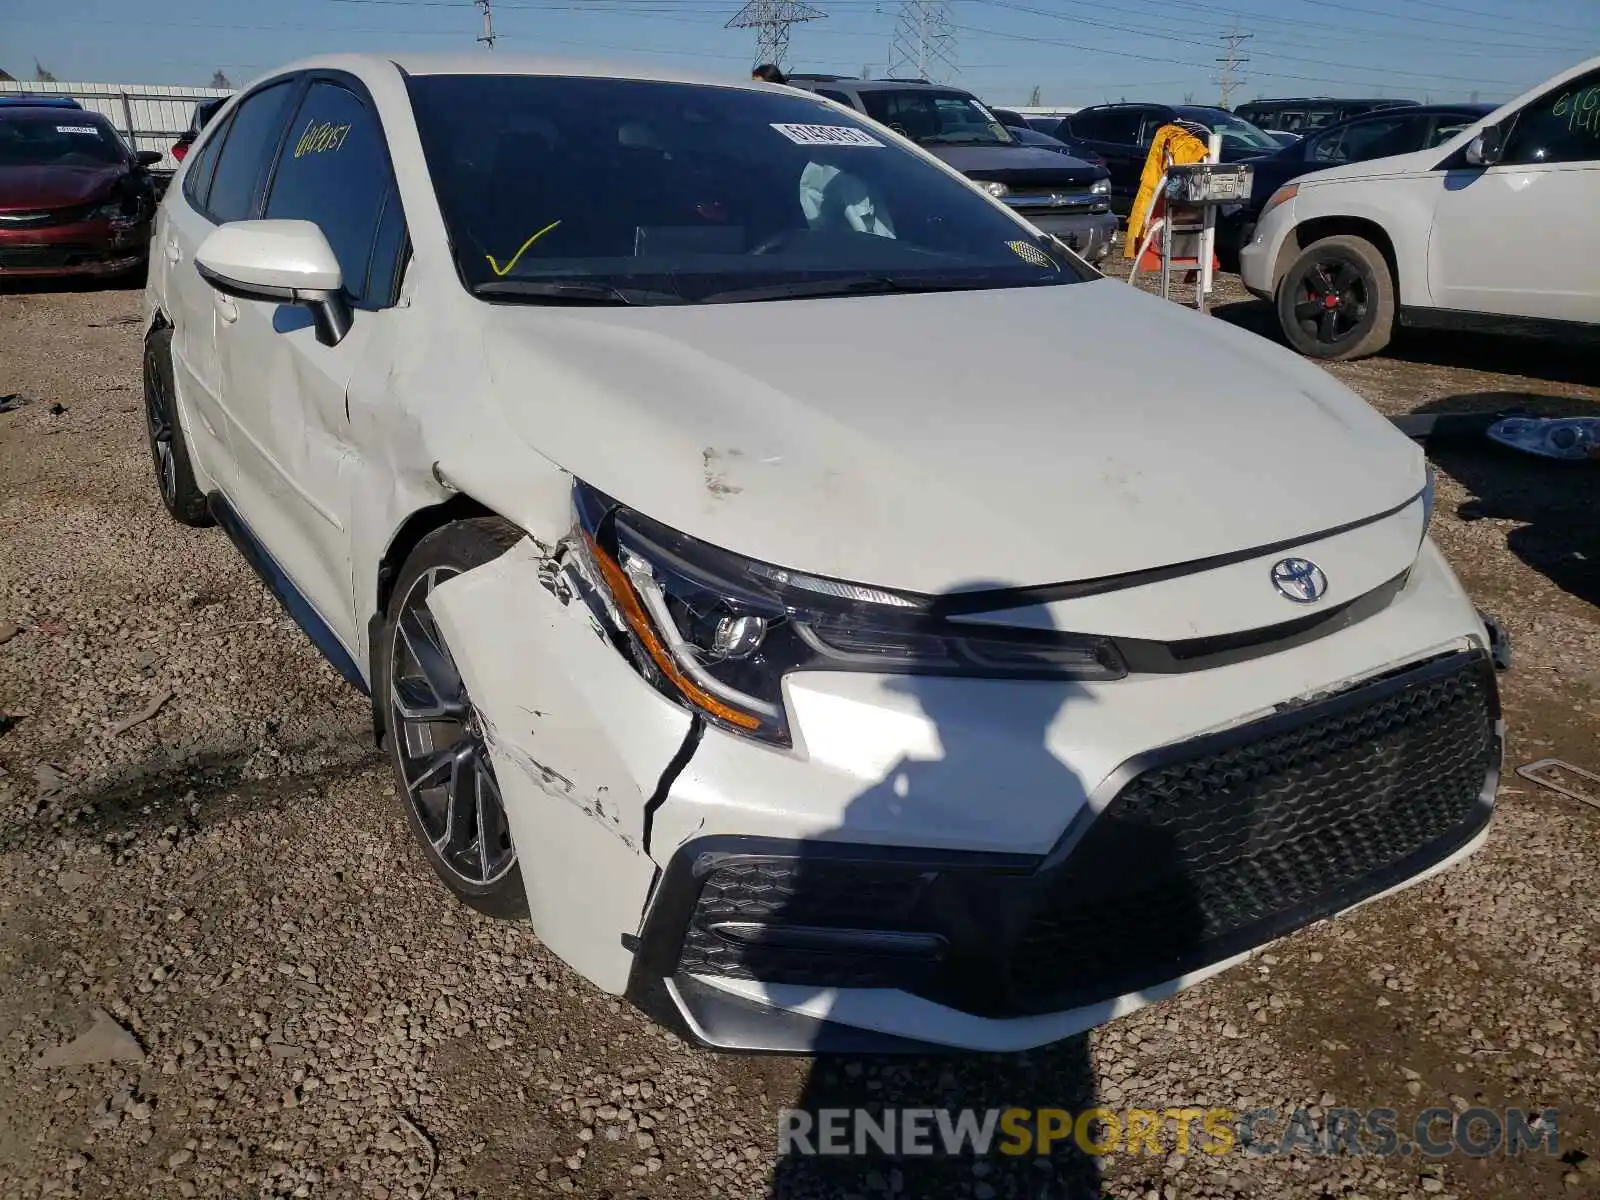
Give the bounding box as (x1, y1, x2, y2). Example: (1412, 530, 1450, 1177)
(0, 243, 99, 269)
(0, 203, 96, 229)
(1007, 653, 1498, 1011)
(655, 652, 1498, 1019)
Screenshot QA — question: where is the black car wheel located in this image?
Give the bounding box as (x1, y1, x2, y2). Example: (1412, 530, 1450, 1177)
(1276, 234, 1395, 361)
(376, 518, 529, 919)
(142, 325, 212, 525)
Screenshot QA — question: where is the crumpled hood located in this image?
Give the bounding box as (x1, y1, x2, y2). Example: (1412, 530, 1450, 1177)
(479, 279, 1422, 595)
(0, 164, 124, 212)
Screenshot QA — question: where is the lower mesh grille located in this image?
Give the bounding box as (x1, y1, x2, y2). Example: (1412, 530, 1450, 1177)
(664, 653, 1498, 1017)
(677, 858, 947, 990)
(1007, 654, 1497, 1010)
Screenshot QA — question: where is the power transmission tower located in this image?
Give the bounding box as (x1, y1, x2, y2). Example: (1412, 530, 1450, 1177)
(726, 0, 825, 71)
(1214, 24, 1251, 108)
(889, 0, 956, 82)
(476, 0, 497, 49)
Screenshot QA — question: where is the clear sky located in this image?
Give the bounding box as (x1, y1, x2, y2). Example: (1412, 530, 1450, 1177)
(5, 0, 1596, 108)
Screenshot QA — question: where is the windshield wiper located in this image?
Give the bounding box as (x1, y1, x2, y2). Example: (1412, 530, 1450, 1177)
(921, 132, 1003, 145)
(700, 274, 1047, 303)
(471, 279, 685, 305)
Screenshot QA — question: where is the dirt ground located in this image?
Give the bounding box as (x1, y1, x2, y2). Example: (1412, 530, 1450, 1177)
(1, 268, 1597, 1200)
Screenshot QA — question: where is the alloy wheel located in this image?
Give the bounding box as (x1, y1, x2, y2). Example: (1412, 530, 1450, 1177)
(144, 344, 177, 505)
(388, 567, 517, 886)
(1291, 258, 1370, 346)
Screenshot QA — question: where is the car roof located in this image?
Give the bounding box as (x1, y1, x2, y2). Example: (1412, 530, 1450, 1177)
(0, 105, 111, 124)
(0, 95, 83, 109)
(251, 51, 775, 94)
(790, 77, 973, 94)
(1239, 97, 1419, 108)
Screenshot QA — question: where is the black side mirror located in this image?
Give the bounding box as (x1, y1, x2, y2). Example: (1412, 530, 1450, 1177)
(136, 150, 164, 167)
(1465, 124, 1503, 167)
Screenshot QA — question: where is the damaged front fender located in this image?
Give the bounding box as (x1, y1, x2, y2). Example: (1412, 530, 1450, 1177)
(425, 538, 694, 993)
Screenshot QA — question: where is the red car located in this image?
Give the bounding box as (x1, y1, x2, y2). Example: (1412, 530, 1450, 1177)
(0, 103, 163, 280)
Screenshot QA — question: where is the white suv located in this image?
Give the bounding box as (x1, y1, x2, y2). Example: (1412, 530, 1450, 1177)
(1241, 55, 1600, 360)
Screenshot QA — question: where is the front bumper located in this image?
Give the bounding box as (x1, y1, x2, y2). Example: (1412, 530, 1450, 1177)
(1016, 207, 1118, 262)
(1238, 201, 1293, 300)
(0, 216, 150, 278)
(429, 531, 1501, 1055)
(629, 647, 1500, 1052)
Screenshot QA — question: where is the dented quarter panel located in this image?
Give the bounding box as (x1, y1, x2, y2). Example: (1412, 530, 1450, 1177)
(424, 540, 691, 993)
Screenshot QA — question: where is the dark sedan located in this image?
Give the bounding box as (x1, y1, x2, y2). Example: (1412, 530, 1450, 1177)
(1218, 102, 1496, 265)
(0, 105, 161, 280)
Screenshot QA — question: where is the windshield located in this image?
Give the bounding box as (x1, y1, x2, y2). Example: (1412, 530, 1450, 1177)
(407, 75, 1091, 304)
(0, 114, 125, 168)
(858, 89, 1016, 146)
(1176, 108, 1281, 153)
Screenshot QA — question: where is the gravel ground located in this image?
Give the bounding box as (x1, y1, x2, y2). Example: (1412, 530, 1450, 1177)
(1, 270, 1597, 1200)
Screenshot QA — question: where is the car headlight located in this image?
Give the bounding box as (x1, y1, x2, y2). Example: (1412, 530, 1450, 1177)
(979, 180, 1009, 199)
(1258, 183, 1297, 221)
(569, 480, 1127, 746)
(1090, 177, 1110, 195)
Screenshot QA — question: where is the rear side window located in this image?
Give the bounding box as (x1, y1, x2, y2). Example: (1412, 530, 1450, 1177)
(264, 81, 397, 307)
(1073, 108, 1143, 143)
(816, 89, 856, 108)
(1310, 115, 1419, 165)
(206, 81, 296, 223)
(182, 112, 231, 210)
(1427, 114, 1477, 149)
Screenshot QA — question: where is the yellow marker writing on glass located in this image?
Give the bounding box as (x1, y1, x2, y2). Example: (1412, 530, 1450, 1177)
(486, 220, 563, 277)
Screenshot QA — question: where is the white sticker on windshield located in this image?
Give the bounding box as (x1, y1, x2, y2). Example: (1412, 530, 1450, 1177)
(56, 125, 99, 135)
(771, 122, 884, 148)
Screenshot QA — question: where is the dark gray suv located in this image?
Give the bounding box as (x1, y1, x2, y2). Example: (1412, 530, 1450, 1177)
(786, 75, 1117, 263)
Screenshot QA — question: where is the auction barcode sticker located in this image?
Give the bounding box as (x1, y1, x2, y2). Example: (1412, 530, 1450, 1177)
(56, 126, 99, 135)
(771, 123, 884, 148)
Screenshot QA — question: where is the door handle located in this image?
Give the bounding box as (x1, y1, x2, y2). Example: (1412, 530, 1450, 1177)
(164, 239, 181, 265)
(216, 295, 238, 324)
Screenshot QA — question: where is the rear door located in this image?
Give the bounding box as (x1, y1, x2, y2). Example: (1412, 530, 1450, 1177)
(160, 78, 299, 495)
(1430, 67, 1600, 322)
(213, 75, 406, 656)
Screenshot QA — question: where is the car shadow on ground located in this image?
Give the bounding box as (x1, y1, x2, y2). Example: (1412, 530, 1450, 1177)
(1407, 391, 1600, 611)
(1209, 298, 1600, 390)
(762, 590, 1206, 1199)
(0, 270, 147, 297)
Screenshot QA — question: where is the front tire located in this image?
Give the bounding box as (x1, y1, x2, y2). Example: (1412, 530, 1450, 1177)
(1276, 234, 1395, 361)
(376, 518, 529, 919)
(143, 325, 212, 526)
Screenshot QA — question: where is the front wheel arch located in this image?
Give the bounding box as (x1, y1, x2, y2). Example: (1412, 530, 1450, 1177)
(1274, 215, 1402, 303)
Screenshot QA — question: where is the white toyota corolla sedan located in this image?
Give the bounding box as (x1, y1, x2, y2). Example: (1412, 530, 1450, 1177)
(144, 53, 1503, 1054)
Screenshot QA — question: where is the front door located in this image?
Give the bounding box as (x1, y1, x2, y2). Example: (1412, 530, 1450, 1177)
(213, 76, 403, 659)
(163, 79, 300, 494)
(1429, 67, 1600, 323)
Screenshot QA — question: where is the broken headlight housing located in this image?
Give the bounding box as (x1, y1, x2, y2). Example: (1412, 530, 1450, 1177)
(570, 479, 1127, 746)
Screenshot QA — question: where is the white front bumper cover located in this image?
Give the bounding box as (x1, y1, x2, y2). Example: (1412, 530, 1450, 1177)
(429, 524, 1502, 1056)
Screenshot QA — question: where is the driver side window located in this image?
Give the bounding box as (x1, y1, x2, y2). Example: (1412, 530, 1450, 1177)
(1501, 70, 1600, 166)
